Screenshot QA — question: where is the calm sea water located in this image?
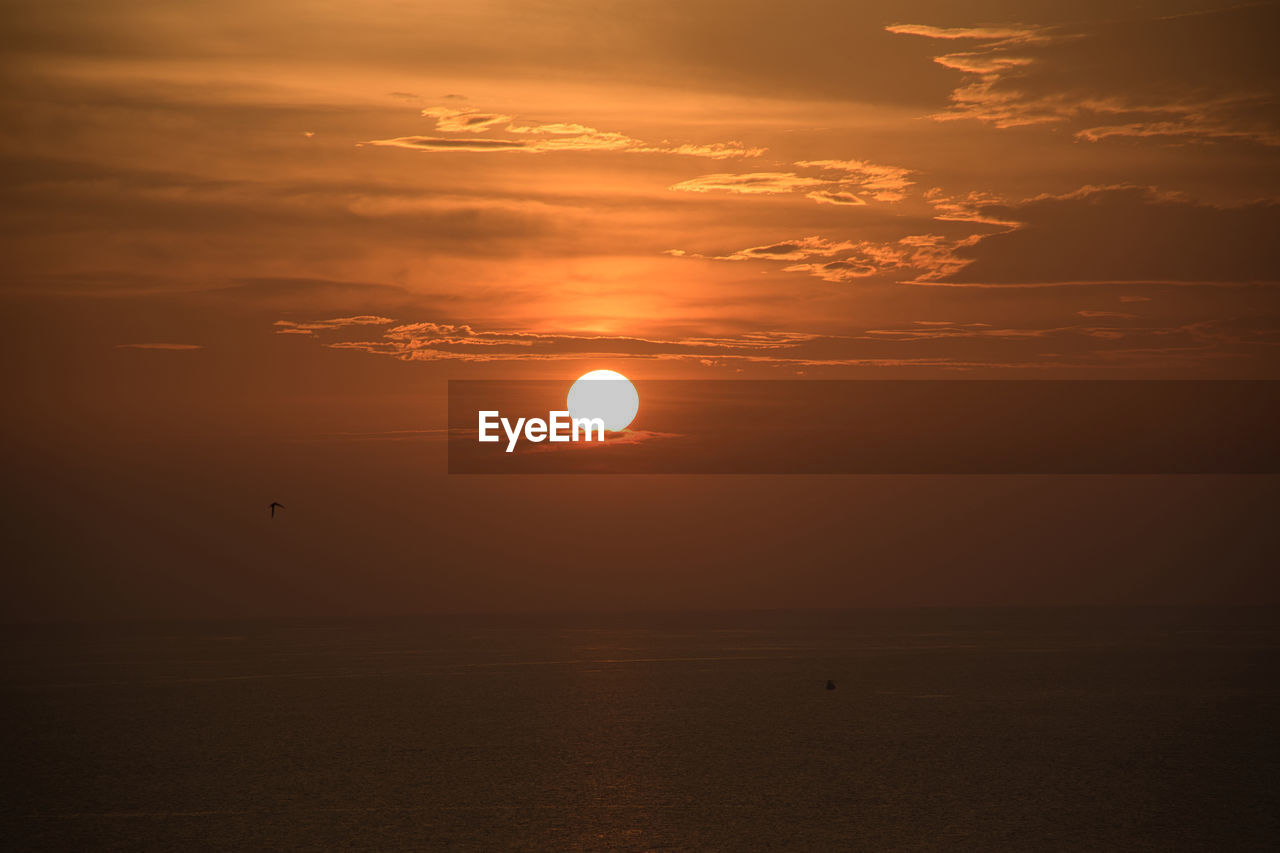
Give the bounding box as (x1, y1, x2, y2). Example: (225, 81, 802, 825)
(3, 608, 1278, 851)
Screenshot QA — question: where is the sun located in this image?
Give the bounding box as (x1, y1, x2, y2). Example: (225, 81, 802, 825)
(566, 370, 639, 432)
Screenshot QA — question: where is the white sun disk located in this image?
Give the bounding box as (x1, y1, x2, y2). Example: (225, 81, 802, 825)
(567, 370, 639, 432)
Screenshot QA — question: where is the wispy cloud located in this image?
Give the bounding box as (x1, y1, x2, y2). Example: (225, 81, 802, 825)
(668, 236, 855, 262)
(420, 106, 512, 132)
(883, 24, 1048, 42)
(670, 233, 976, 282)
(670, 158, 913, 203)
(794, 160, 915, 202)
(506, 121, 596, 135)
(1078, 310, 1138, 319)
(327, 322, 822, 362)
(673, 185, 1280, 287)
(273, 315, 397, 335)
(805, 190, 866, 206)
(284, 315, 1279, 373)
(366, 105, 765, 159)
(668, 172, 827, 195)
(924, 188, 1018, 225)
(889, 5, 1280, 146)
(364, 137, 532, 152)
(936, 185, 1280, 285)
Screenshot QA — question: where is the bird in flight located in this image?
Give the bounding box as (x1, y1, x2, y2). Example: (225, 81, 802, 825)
(269, 501, 285, 519)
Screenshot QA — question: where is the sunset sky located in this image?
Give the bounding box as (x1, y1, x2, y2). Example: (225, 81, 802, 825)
(3, 1, 1277, 620)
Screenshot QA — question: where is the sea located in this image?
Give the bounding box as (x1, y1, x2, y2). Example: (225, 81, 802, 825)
(3, 608, 1277, 851)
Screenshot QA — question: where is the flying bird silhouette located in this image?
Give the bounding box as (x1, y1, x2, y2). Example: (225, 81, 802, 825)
(269, 501, 285, 519)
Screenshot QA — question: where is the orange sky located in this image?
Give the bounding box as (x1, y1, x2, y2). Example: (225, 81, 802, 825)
(2, 1, 1277, 620)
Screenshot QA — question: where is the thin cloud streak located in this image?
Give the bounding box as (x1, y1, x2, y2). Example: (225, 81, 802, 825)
(274, 316, 397, 335)
(277, 315, 1277, 373)
(889, 5, 1280, 145)
(667, 185, 1280, 287)
(366, 105, 765, 158)
(670, 159, 914, 203)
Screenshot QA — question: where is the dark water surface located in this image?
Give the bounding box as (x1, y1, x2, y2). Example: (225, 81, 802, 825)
(3, 608, 1278, 851)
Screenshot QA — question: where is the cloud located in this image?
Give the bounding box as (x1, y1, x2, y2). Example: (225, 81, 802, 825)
(668, 172, 827, 195)
(530, 131, 641, 152)
(367, 106, 765, 159)
(730, 237, 854, 261)
(653, 142, 766, 159)
(420, 106, 512, 133)
(683, 186, 1279, 287)
(794, 160, 915, 202)
(889, 5, 1280, 145)
(323, 323, 829, 363)
(506, 122, 597, 135)
(286, 315, 1280, 374)
(924, 188, 1018, 225)
(669, 184, 1280, 288)
(671, 159, 913, 203)
(884, 24, 1048, 42)
(273, 315, 397, 335)
(671, 232, 976, 282)
(860, 323, 1053, 342)
(672, 236, 855, 262)
(363, 136, 532, 152)
(936, 185, 1280, 285)
(805, 190, 866, 206)
(114, 343, 203, 350)
(365, 132, 763, 158)
(782, 259, 881, 281)
(859, 315, 1279, 353)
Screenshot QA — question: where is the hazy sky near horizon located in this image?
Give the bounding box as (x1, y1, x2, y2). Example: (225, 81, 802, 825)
(2, 1, 1277, 619)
